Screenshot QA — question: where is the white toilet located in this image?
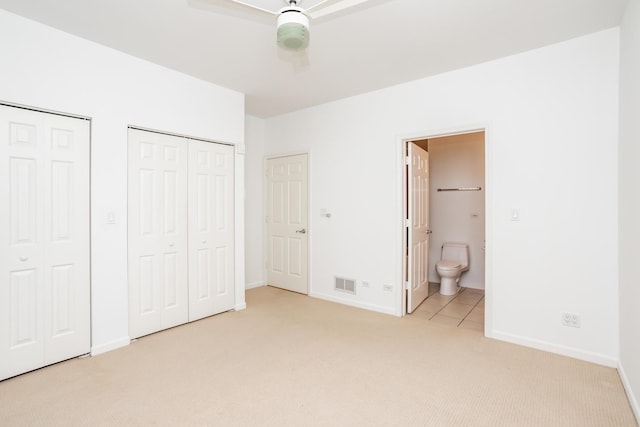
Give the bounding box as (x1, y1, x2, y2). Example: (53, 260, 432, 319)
(436, 242, 470, 296)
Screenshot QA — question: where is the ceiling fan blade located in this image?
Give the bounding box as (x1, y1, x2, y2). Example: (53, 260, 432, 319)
(305, 0, 371, 19)
(189, 0, 278, 18)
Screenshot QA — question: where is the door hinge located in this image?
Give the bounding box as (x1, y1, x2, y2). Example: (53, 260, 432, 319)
(405, 156, 410, 165)
(404, 219, 410, 228)
(405, 281, 410, 290)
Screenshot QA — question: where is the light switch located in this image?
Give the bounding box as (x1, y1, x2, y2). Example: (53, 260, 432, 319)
(511, 209, 520, 221)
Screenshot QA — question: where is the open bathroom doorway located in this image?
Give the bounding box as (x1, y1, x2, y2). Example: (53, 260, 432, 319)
(402, 129, 487, 330)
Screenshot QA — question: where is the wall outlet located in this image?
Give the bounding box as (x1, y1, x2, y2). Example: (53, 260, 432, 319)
(383, 284, 393, 292)
(361, 281, 370, 288)
(562, 312, 581, 328)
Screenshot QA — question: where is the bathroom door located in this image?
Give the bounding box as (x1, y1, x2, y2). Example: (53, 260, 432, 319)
(407, 143, 430, 313)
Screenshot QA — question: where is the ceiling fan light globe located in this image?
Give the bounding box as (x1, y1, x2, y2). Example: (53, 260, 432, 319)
(277, 10, 309, 50)
(277, 23, 309, 50)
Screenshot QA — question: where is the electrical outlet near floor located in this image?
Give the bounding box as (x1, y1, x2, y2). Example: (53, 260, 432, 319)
(561, 312, 581, 328)
(383, 284, 393, 292)
(361, 281, 370, 288)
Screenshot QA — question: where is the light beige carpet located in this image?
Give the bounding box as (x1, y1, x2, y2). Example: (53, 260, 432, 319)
(0, 286, 637, 426)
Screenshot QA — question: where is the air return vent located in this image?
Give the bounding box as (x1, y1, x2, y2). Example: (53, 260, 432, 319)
(335, 276, 356, 295)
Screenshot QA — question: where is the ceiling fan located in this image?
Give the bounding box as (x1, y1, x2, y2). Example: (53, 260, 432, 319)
(194, 0, 372, 50)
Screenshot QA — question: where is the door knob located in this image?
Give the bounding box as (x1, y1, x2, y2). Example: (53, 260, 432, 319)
(425, 229, 432, 234)
(295, 228, 307, 234)
(19, 256, 28, 262)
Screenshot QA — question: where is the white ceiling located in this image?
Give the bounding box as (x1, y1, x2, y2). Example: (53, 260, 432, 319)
(0, 0, 629, 118)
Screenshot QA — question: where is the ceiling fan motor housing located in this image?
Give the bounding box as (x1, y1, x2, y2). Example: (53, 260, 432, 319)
(277, 7, 310, 50)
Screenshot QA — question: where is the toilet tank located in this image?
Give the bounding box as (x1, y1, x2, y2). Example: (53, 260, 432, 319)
(441, 242, 469, 269)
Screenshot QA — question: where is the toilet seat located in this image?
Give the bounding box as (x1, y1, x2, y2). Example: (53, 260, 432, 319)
(436, 260, 461, 270)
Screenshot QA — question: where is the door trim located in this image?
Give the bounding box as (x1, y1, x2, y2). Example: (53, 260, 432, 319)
(0, 100, 91, 121)
(397, 124, 492, 337)
(127, 125, 233, 146)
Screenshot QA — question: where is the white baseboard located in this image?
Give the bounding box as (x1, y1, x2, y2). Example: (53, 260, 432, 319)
(491, 330, 618, 367)
(91, 336, 130, 356)
(309, 291, 396, 316)
(245, 281, 266, 290)
(619, 361, 640, 423)
(427, 280, 485, 291)
(461, 283, 485, 290)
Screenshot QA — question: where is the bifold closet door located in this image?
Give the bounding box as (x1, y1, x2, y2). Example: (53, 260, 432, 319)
(128, 129, 189, 339)
(128, 130, 235, 338)
(188, 140, 234, 321)
(0, 105, 90, 381)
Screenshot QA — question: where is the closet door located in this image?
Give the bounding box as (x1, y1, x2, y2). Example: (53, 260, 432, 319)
(128, 129, 188, 339)
(188, 141, 234, 321)
(0, 105, 90, 381)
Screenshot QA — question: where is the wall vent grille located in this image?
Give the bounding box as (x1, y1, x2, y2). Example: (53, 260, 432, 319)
(335, 276, 356, 294)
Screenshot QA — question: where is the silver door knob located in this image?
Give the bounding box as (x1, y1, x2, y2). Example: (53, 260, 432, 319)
(295, 228, 307, 234)
(425, 229, 432, 234)
(169, 243, 174, 247)
(19, 256, 28, 262)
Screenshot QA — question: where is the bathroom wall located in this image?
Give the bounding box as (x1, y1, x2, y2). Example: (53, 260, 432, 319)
(427, 133, 485, 288)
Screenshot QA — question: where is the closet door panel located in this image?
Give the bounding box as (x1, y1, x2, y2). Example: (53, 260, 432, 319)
(128, 129, 188, 339)
(43, 113, 90, 363)
(188, 141, 234, 321)
(0, 108, 45, 380)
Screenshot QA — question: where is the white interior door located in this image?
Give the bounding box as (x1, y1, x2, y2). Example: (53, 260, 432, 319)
(266, 154, 308, 294)
(0, 105, 90, 381)
(128, 129, 189, 339)
(188, 140, 234, 321)
(407, 143, 430, 313)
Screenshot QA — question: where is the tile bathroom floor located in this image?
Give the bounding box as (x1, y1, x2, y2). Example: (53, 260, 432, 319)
(412, 283, 485, 332)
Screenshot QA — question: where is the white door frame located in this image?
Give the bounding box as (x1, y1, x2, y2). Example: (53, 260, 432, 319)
(398, 124, 492, 337)
(264, 151, 310, 294)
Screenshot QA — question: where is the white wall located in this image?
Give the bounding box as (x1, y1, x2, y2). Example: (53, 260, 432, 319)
(427, 133, 485, 288)
(245, 115, 266, 289)
(618, 0, 640, 420)
(0, 9, 246, 355)
(260, 29, 620, 365)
